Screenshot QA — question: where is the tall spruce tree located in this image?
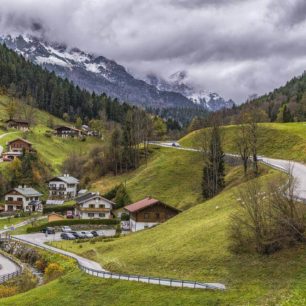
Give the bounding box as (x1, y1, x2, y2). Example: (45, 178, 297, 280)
(202, 124, 225, 199)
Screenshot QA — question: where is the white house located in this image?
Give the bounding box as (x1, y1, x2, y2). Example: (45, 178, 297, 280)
(4, 186, 43, 212)
(75, 192, 114, 219)
(48, 175, 79, 200)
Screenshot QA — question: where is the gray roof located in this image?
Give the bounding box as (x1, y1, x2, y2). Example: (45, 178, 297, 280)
(76, 192, 115, 205)
(49, 176, 79, 184)
(14, 187, 42, 197)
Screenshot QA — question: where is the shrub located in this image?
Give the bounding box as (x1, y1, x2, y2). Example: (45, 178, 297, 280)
(114, 184, 131, 208)
(44, 262, 64, 282)
(103, 185, 120, 200)
(0, 286, 18, 298)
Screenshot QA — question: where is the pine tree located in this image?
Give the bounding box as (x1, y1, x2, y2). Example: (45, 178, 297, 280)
(202, 124, 225, 199)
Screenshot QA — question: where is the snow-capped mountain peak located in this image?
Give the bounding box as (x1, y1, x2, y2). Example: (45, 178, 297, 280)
(146, 71, 235, 111)
(0, 34, 234, 111)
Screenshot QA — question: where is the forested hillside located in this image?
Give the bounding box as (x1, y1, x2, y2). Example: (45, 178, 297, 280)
(216, 71, 306, 125)
(0, 43, 139, 125)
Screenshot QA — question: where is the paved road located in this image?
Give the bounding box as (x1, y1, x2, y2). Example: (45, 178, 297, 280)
(12, 233, 225, 290)
(13, 234, 105, 271)
(148, 141, 306, 201)
(0, 254, 19, 278)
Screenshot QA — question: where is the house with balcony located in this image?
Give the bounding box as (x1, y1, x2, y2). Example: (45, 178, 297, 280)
(53, 125, 82, 138)
(48, 175, 79, 200)
(75, 192, 114, 219)
(2, 138, 35, 161)
(4, 186, 43, 212)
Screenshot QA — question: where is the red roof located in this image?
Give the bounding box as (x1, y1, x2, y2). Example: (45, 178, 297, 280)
(124, 197, 181, 213)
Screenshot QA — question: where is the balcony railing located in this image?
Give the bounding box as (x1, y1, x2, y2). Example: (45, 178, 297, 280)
(49, 187, 66, 191)
(77, 207, 110, 212)
(5, 200, 23, 205)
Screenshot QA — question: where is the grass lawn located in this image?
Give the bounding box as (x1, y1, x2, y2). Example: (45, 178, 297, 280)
(93, 147, 204, 210)
(0, 216, 31, 230)
(180, 122, 306, 162)
(0, 95, 105, 172)
(47, 167, 306, 305)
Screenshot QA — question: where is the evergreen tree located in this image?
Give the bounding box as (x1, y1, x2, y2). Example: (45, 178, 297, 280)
(202, 124, 225, 199)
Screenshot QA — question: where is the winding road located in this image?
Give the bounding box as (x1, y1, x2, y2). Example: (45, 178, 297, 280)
(0, 254, 20, 281)
(149, 141, 306, 202)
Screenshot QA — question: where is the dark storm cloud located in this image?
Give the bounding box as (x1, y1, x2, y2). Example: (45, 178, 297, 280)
(0, 0, 305, 103)
(271, 0, 306, 27)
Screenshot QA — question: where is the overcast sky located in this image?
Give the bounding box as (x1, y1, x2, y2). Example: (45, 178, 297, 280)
(0, 0, 306, 103)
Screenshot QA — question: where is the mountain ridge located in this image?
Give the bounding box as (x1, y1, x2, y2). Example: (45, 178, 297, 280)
(0, 34, 234, 112)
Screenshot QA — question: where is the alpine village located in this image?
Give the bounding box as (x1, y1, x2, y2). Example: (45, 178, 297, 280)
(2, 2, 306, 306)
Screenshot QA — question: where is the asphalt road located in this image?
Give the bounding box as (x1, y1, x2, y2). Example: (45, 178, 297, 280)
(149, 141, 306, 202)
(0, 254, 19, 278)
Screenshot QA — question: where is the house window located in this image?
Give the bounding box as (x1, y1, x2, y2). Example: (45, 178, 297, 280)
(8, 197, 13, 201)
(144, 213, 149, 219)
(17, 197, 23, 202)
(88, 213, 94, 218)
(89, 204, 95, 208)
(99, 204, 105, 209)
(99, 213, 105, 218)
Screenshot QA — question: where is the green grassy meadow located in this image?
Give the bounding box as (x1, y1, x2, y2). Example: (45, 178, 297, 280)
(0, 95, 104, 172)
(180, 122, 306, 162)
(44, 167, 306, 305)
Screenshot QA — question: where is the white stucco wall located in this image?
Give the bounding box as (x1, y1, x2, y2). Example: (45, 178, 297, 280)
(129, 219, 158, 232)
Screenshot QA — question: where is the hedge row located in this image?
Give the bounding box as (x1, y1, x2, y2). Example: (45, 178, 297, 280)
(43, 205, 75, 214)
(27, 219, 119, 233)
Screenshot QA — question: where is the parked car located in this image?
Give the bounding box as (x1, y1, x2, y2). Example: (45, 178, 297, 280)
(71, 231, 80, 239)
(91, 230, 99, 237)
(61, 226, 72, 232)
(172, 142, 180, 147)
(3, 156, 13, 162)
(81, 231, 94, 238)
(75, 231, 87, 239)
(66, 211, 74, 219)
(61, 232, 76, 240)
(42, 227, 55, 234)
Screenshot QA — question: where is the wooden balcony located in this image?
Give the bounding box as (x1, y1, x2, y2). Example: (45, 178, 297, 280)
(5, 201, 23, 205)
(78, 207, 110, 213)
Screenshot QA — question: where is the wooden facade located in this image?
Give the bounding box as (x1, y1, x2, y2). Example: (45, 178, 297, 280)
(130, 203, 179, 223)
(7, 138, 33, 152)
(5, 119, 29, 131)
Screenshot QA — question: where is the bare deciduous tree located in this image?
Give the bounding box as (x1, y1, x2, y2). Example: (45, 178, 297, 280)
(230, 168, 306, 255)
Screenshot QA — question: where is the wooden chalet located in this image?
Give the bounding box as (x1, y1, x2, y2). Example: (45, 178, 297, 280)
(53, 125, 82, 138)
(124, 197, 181, 232)
(5, 119, 29, 131)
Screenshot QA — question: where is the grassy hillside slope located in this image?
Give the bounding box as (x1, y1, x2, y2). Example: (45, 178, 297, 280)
(49, 168, 306, 305)
(0, 95, 104, 172)
(93, 147, 203, 210)
(180, 122, 306, 162)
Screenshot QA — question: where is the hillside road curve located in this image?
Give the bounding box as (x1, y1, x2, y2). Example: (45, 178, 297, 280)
(148, 141, 306, 202)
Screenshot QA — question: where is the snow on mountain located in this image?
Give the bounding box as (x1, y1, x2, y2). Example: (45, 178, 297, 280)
(0, 34, 195, 109)
(0, 34, 233, 111)
(146, 71, 235, 112)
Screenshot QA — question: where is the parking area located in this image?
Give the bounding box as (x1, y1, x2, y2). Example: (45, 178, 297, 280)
(15, 229, 116, 245)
